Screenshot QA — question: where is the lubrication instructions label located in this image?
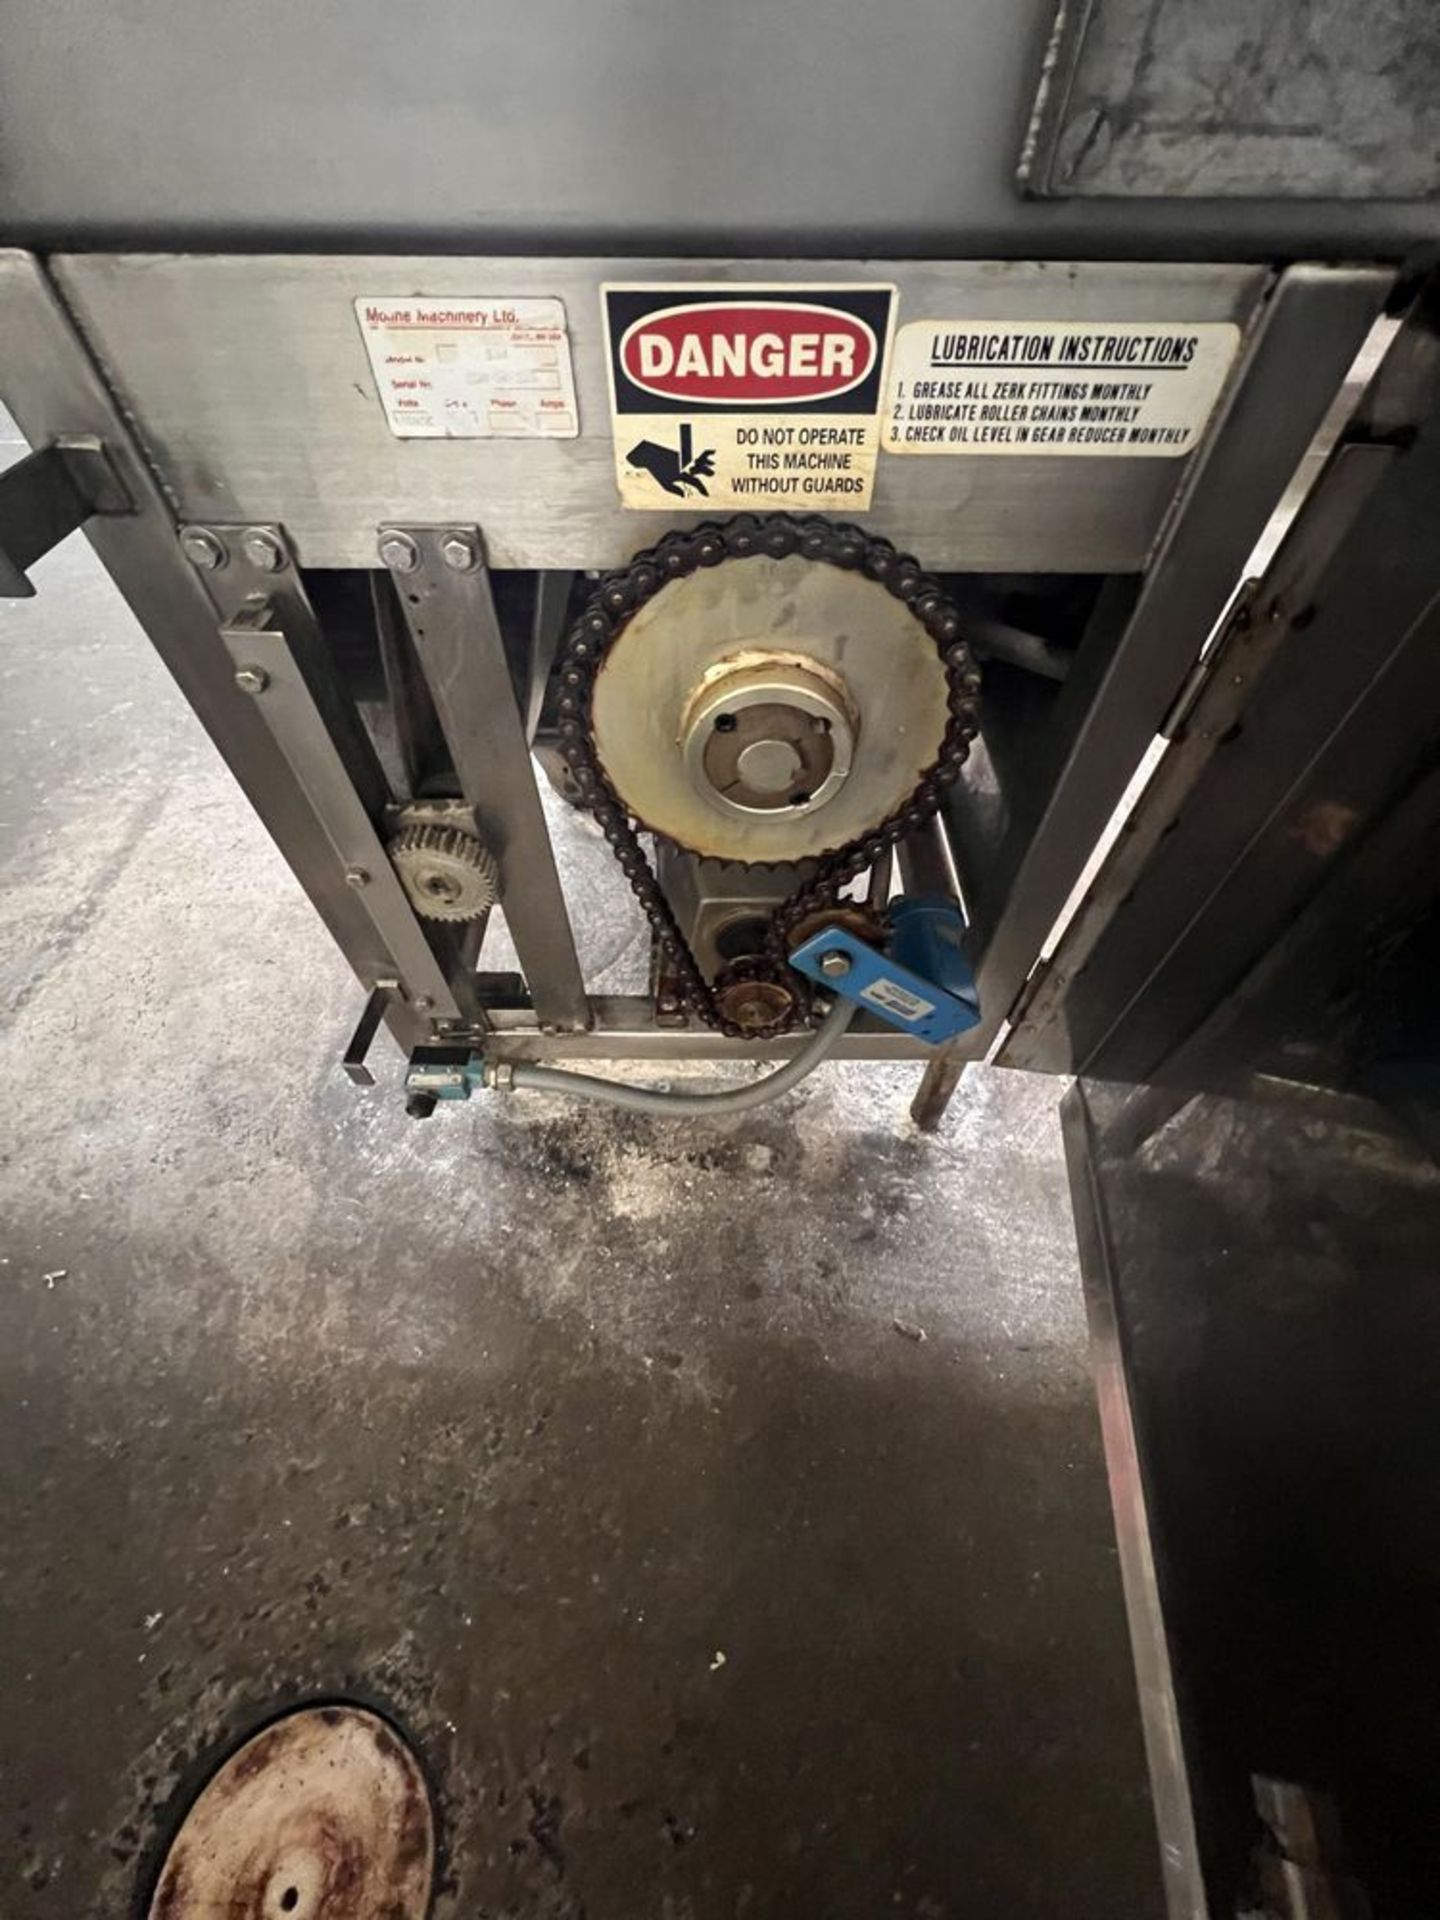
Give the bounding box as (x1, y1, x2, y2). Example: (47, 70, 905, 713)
(603, 285, 895, 509)
(884, 320, 1240, 458)
(355, 296, 579, 439)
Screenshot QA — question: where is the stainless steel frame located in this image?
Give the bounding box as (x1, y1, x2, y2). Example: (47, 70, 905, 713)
(380, 524, 590, 1031)
(209, 547, 481, 1027)
(0, 249, 1395, 1102)
(479, 1000, 934, 1063)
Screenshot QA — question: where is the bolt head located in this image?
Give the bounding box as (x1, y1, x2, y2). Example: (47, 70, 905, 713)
(344, 865, 370, 889)
(180, 527, 225, 571)
(440, 534, 478, 573)
(412, 994, 435, 1014)
(819, 950, 852, 980)
(241, 528, 284, 573)
(379, 531, 420, 574)
(233, 666, 269, 695)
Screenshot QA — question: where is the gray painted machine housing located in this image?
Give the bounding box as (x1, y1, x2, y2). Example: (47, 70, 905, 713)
(1, 0, 1436, 262)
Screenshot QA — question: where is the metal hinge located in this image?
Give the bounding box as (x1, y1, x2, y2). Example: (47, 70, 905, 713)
(1158, 583, 1258, 741)
(1004, 956, 1054, 1029)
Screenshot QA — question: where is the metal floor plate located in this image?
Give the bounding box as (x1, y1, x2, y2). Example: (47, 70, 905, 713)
(146, 1707, 433, 1920)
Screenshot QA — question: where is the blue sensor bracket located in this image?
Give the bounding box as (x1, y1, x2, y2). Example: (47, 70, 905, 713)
(788, 896, 980, 1047)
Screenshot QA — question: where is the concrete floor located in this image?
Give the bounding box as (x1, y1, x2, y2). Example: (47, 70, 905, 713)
(0, 433, 1161, 1917)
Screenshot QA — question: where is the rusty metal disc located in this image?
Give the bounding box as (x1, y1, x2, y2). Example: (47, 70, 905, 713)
(589, 554, 949, 863)
(147, 1705, 433, 1920)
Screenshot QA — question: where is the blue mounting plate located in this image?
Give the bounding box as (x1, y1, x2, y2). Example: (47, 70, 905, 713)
(788, 923, 980, 1047)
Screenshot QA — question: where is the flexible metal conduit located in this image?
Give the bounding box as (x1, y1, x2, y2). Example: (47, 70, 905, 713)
(493, 997, 856, 1115)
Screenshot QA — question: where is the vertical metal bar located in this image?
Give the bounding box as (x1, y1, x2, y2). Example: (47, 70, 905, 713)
(200, 524, 391, 814)
(385, 525, 590, 1031)
(219, 597, 474, 1023)
(897, 815, 960, 901)
(528, 568, 577, 742)
(904, 816, 968, 1129)
(372, 570, 447, 798)
(910, 1047, 967, 1133)
(865, 847, 894, 912)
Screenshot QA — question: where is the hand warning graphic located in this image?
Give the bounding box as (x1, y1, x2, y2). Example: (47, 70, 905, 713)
(625, 423, 717, 498)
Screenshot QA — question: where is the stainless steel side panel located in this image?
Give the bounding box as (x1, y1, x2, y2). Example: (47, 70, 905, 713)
(1021, 0, 1440, 202)
(51, 255, 1272, 572)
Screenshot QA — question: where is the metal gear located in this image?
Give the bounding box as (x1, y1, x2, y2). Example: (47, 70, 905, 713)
(559, 513, 980, 1037)
(389, 822, 499, 922)
(712, 955, 806, 1036)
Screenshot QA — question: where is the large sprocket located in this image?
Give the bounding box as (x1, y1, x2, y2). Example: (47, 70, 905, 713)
(557, 514, 980, 1034)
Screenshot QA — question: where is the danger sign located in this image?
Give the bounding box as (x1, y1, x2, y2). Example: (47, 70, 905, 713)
(602, 285, 895, 510)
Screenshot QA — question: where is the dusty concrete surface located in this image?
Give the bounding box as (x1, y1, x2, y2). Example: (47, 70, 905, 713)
(0, 456, 1161, 1916)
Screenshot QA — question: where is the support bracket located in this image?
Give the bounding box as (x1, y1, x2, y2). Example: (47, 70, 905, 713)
(343, 979, 402, 1087)
(194, 520, 485, 1028)
(0, 437, 132, 597)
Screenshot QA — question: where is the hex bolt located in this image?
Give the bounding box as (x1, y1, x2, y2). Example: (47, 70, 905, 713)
(241, 528, 285, 573)
(819, 950, 852, 979)
(440, 534, 478, 573)
(378, 531, 420, 574)
(180, 527, 226, 571)
(344, 866, 370, 889)
(412, 994, 435, 1014)
(233, 666, 269, 695)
